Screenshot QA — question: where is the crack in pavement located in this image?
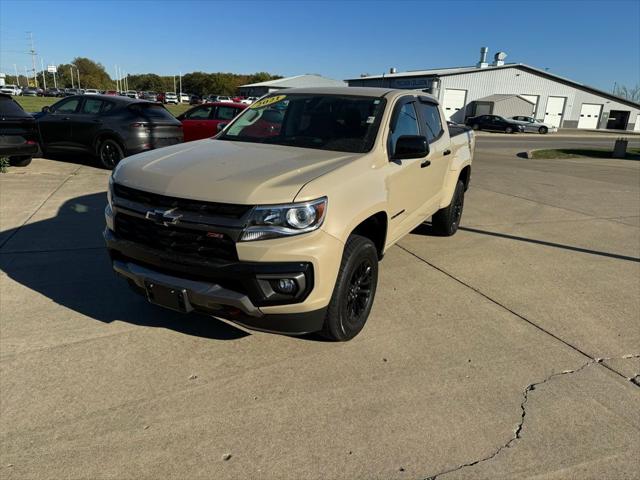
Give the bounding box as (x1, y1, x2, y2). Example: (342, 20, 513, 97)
(424, 355, 639, 480)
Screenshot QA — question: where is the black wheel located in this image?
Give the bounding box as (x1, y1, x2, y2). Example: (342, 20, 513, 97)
(472, 124, 480, 130)
(539, 126, 548, 134)
(9, 155, 32, 167)
(432, 180, 465, 236)
(97, 138, 124, 170)
(320, 235, 379, 341)
(505, 126, 514, 134)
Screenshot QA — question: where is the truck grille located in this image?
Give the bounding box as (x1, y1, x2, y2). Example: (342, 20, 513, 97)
(115, 213, 238, 261)
(113, 183, 252, 219)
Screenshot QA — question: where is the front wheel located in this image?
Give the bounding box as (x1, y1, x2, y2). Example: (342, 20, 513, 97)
(432, 180, 465, 236)
(320, 235, 379, 341)
(97, 138, 124, 170)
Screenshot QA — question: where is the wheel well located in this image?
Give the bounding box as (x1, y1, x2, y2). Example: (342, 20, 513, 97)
(351, 212, 387, 259)
(459, 166, 471, 191)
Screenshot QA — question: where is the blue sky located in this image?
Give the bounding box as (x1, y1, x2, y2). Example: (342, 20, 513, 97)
(1, 0, 638, 91)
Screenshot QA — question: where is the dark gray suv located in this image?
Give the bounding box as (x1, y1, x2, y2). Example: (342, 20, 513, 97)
(35, 95, 183, 169)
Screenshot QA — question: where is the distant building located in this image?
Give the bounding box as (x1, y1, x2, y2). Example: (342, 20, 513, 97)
(0, 73, 5, 87)
(238, 74, 346, 97)
(346, 48, 640, 131)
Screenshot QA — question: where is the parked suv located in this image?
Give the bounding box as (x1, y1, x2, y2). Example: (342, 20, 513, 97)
(35, 95, 183, 169)
(105, 87, 474, 340)
(0, 93, 39, 166)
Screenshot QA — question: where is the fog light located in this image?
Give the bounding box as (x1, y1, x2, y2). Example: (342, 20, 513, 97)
(274, 278, 297, 294)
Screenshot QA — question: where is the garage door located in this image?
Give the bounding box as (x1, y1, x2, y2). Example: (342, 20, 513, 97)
(635, 116, 640, 131)
(442, 89, 467, 121)
(543, 96, 566, 128)
(577, 104, 602, 129)
(520, 94, 538, 114)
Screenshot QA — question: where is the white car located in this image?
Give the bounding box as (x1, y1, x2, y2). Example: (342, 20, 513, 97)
(125, 90, 139, 99)
(164, 92, 178, 104)
(511, 116, 557, 134)
(180, 93, 190, 103)
(84, 89, 100, 95)
(0, 84, 22, 96)
(240, 97, 258, 104)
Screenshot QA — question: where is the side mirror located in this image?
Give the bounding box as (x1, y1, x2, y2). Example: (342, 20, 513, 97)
(392, 135, 429, 160)
(41, 106, 50, 113)
(217, 123, 228, 132)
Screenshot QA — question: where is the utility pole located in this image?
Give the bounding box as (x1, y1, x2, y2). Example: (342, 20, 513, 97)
(52, 63, 57, 89)
(24, 66, 29, 87)
(77, 67, 81, 90)
(69, 65, 74, 89)
(179, 71, 182, 102)
(13, 64, 19, 86)
(114, 65, 119, 91)
(28, 32, 38, 88)
(40, 58, 47, 90)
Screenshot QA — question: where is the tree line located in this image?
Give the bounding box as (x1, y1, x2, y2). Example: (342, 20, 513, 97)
(4, 57, 281, 95)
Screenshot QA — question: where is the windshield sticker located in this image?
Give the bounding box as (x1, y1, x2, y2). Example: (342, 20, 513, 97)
(366, 116, 376, 124)
(250, 95, 287, 109)
(373, 99, 381, 104)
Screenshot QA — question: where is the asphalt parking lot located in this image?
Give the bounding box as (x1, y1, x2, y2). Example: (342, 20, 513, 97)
(1, 134, 639, 479)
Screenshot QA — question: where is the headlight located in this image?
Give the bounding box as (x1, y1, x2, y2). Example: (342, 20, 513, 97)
(240, 197, 327, 241)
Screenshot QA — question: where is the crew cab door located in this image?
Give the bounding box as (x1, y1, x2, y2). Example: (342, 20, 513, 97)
(385, 98, 432, 242)
(415, 98, 452, 212)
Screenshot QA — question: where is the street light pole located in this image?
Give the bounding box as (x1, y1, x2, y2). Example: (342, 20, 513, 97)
(24, 66, 30, 87)
(13, 64, 19, 86)
(69, 65, 75, 89)
(40, 58, 47, 90)
(179, 71, 182, 103)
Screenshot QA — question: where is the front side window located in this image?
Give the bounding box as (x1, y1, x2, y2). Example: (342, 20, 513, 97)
(55, 98, 80, 114)
(221, 94, 386, 154)
(418, 103, 443, 143)
(215, 106, 239, 121)
(390, 102, 419, 153)
(82, 98, 104, 114)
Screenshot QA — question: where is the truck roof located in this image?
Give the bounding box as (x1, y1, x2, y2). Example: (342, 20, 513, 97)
(270, 86, 400, 98)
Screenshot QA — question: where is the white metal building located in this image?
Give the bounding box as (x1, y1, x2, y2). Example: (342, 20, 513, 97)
(239, 74, 345, 97)
(346, 49, 640, 131)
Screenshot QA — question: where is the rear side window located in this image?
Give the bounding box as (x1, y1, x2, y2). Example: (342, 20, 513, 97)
(215, 106, 239, 121)
(0, 96, 27, 116)
(129, 104, 175, 121)
(82, 98, 104, 114)
(418, 103, 443, 143)
(185, 106, 213, 119)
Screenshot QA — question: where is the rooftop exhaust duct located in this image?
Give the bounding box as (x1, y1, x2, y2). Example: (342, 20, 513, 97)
(477, 47, 489, 68)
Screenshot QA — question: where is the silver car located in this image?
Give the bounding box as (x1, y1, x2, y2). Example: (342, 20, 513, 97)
(511, 116, 557, 134)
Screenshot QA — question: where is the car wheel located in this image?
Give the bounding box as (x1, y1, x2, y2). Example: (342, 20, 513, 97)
(472, 124, 480, 130)
(320, 235, 379, 341)
(505, 127, 514, 134)
(97, 138, 124, 170)
(432, 180, 465, 236)
(9, 155, 32, 167)
(539, 126, 548, 134)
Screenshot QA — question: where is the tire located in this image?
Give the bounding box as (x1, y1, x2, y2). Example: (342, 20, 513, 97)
(97, 138, 125, 170)
(505, 127, 513, 134)
(539, 126, 548, 134)
(472, 124, 480, 130)
(9, 155, 32, 167)
(320, 235, 379, 341)
(432, 180, 465, 236)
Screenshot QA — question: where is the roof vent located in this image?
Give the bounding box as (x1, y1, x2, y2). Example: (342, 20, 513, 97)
(477, 47, 489, 68)
(493, 51, 507, 66)
(389, 67, 397, 74)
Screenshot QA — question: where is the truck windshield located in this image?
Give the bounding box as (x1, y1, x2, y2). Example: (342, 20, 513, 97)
(220, 94, 386, 153)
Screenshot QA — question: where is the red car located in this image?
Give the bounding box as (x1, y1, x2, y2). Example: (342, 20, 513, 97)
(177, 102, 247, 142)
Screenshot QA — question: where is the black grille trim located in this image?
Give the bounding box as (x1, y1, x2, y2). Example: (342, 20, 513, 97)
(113, 183, 253, 219)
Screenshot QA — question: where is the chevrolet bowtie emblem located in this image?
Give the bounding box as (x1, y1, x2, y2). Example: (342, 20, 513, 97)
(145, 208, 182, 226)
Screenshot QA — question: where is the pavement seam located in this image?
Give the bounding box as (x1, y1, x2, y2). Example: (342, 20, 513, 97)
(396, 244, 634, 384)
(424, 359, 600, 480)
(0, 165, 83, 250)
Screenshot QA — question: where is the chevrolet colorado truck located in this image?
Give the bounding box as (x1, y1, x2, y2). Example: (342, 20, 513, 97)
(104, 87, 474, 341)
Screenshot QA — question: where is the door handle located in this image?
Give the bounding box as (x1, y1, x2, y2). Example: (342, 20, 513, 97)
(421, 160, 431, 168)
(443, 149, 452, 156)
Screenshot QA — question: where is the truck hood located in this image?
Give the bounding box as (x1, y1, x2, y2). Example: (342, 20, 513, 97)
(112, 138, 360, 205)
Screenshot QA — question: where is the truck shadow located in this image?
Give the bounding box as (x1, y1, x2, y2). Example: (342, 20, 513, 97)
(0, 192, 249, 340)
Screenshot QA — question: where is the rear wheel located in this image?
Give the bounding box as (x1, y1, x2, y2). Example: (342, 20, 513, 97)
(320, 235, 379, 341)
(97, 138, 124, 170)
(539, 126, 548, 134)
(9, 155, 32, 167)
(432, 180, 465, 236)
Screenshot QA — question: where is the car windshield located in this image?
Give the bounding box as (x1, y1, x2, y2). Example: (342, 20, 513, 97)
(220, 94, 387, 154)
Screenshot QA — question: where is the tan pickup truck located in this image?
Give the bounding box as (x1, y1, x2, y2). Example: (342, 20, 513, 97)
(104, 87, 474, 340)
